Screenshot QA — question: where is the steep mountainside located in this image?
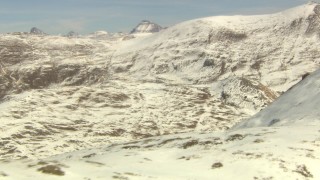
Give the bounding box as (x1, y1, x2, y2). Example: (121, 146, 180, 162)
(234, 69, 320, 129)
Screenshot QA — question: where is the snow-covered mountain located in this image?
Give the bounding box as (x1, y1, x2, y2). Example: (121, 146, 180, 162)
(0, 3, 320, 178)
(130, 20, 163, 34)
(116, 3, 319, 92)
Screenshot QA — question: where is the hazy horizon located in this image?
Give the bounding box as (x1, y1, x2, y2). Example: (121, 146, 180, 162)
(0, 0, 316, 35)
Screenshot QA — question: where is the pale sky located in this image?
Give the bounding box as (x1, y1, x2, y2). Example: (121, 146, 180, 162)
(0, 0, 316, 34)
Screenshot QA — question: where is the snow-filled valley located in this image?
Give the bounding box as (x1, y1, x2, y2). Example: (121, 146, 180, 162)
(0, 2, 320, 179)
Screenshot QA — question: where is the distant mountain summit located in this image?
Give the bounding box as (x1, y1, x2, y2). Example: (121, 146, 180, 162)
(90, 30, 108, 37)
(130, 20, 163, 34)
(66, 31, 79, 37)
(86, 30, 110, 40)
(30, 27, 46, 35)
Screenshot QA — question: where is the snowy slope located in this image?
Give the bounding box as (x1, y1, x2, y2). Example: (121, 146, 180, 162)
(234, 69, 320, 129)
(1, 62, 319, 180)
(1, 116, 320, 179)
(0, 80, 251, 160)
(0, 34, 256, 159)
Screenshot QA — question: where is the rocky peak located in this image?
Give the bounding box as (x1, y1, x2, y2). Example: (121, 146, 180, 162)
(30, 27, 46, 35)
(130, 20, 163, 34)
(66, 31, 79, 37)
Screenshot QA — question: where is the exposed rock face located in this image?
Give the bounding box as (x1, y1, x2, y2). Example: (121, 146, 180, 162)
(130, 20, 163, 34)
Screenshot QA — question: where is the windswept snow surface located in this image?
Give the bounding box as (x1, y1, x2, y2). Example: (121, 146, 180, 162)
(1, 122, 320, 179)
